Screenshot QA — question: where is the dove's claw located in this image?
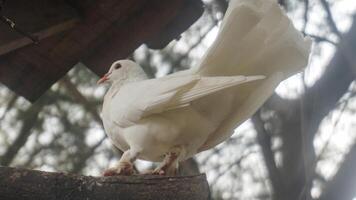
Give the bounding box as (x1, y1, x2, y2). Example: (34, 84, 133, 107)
(103, 161, 134, 176)
(151, 169, 166, 175)
(103, 150, 139, 176)
(103, 169, 117, 176)
(151, 148, 181, 176)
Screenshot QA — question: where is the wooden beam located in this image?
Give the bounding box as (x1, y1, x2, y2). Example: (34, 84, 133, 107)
(0, 167, 210, 200)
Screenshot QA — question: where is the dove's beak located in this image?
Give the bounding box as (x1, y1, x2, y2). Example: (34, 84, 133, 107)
(97, 73, 110, 84)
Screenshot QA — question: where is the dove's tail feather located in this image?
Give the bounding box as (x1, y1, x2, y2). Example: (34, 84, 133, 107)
(196, 0, 312, 152)
(195, 0, 312, 78)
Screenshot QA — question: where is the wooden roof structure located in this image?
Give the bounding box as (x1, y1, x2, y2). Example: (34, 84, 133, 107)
(0, 0, 203, 102)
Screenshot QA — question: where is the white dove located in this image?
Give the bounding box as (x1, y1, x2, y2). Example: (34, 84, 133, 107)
(98, 0, 311, 176)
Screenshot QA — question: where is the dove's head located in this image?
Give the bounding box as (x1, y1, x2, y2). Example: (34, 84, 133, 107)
(97, 60, 147, 84)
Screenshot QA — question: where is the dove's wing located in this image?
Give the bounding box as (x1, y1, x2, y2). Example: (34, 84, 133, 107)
(194, 0, 311, 78)
(194, 0, 312, 152)
(109, 75, 264, 127)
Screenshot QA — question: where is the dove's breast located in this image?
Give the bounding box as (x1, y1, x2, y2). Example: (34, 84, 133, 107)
(101, 91, 130, 152)
(102, 113, 130, 151)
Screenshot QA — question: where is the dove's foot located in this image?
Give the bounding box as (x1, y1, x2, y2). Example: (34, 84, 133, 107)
(151, 167, 178, 176)
(103, 161, 134, 176)
(103, 149, 139, 176)
(151, 147, 182, 176)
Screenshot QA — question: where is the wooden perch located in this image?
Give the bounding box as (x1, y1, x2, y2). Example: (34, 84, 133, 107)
(0, 167, 210, 200)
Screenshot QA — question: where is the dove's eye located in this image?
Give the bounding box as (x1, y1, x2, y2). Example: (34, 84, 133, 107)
(114, 63, 122, 69)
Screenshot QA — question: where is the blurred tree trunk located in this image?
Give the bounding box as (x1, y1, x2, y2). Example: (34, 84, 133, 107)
(254, 15, 356, 200)
(319, 143, 356, 200)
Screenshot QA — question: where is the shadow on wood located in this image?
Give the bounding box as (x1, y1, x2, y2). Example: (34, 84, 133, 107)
(0, 167, 210, 200)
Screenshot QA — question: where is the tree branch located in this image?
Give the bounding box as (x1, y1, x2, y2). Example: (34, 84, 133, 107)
(252, 112, 286, 198)
(60, 76, 102, 123)
(0, 167, 210, 200)
(304, 15, 356, 136)
(0, 98, 47, 166)
(319, 0, 342, 37)
(305, 33, 337, 45)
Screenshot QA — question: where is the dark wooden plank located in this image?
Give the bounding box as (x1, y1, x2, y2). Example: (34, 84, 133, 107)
(64, 0, 96, 15)
(0, 0, 148, 102)
(0, 0, 79, 52)
(47, 0, 147, 65)
(0, 18, 79, 56)
(0, 33, 68, 101)
(145, 0, 204, 49)
(83, 0, 200, 76)
(0, 0, 203, 102)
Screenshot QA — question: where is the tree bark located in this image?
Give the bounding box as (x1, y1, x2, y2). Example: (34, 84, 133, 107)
(0, 167, 210, 200)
